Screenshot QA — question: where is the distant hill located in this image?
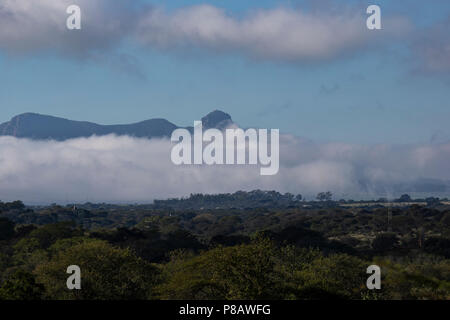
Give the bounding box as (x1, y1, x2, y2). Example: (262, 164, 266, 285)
(0, 110, 234, 140)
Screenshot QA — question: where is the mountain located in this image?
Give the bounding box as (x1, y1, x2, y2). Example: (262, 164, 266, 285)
(0, 110, 234, 141)
(201, 110, 233, 130)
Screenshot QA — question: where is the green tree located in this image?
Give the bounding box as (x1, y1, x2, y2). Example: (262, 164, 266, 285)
(316, 192, 333, 202)
(35, 239, 158, 300)
(295, 253, 367, 299)
(12, 238, 48, 272)
(374, 255, 450, 300)
(27, 221, 82, 249)
(372, 232, 399, 252)
(157, 237, 283, 300)
(0, 270, 44, 300)
(397, 194, 412, 202)
(0, 218, 15, 241)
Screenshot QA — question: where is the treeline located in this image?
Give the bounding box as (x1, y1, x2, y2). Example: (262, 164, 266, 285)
(2, 200, 449, 243)
(154, 191, 448, 209)
(154, 190, 303, 209)
(0, 200, 25, 211)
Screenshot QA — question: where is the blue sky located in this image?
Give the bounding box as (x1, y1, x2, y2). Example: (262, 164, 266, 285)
(1, 0, 450, 144)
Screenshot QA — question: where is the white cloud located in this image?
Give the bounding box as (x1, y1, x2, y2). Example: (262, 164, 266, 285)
(0, 1, 411, 63)
(137, 5, 410, 62)
(0, 134, 449, 204)
(0, 0, 137, 57)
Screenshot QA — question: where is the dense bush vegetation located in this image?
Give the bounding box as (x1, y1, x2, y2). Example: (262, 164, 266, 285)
(0, 192, 449, 300)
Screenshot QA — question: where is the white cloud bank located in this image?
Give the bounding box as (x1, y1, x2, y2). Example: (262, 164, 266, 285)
(0, 0, 137, 57)
(137, 5, 410, 62)
(0, 1, 410, 63)
(0, 135, 449, 204)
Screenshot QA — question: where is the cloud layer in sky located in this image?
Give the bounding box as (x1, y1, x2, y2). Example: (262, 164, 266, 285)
(0, 1, 411, 63)
(1, 135, 449, 204)
(4, 0, 450, 76)
(136, 5, 409, 62)
(0, 0, 137, 57)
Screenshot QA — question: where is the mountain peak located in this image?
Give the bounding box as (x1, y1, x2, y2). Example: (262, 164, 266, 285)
(201, 110, 233, 129)
(11, 112, 45, 120)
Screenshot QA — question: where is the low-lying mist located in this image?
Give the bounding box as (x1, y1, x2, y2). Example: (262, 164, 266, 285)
(0, 134, 449, 204)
